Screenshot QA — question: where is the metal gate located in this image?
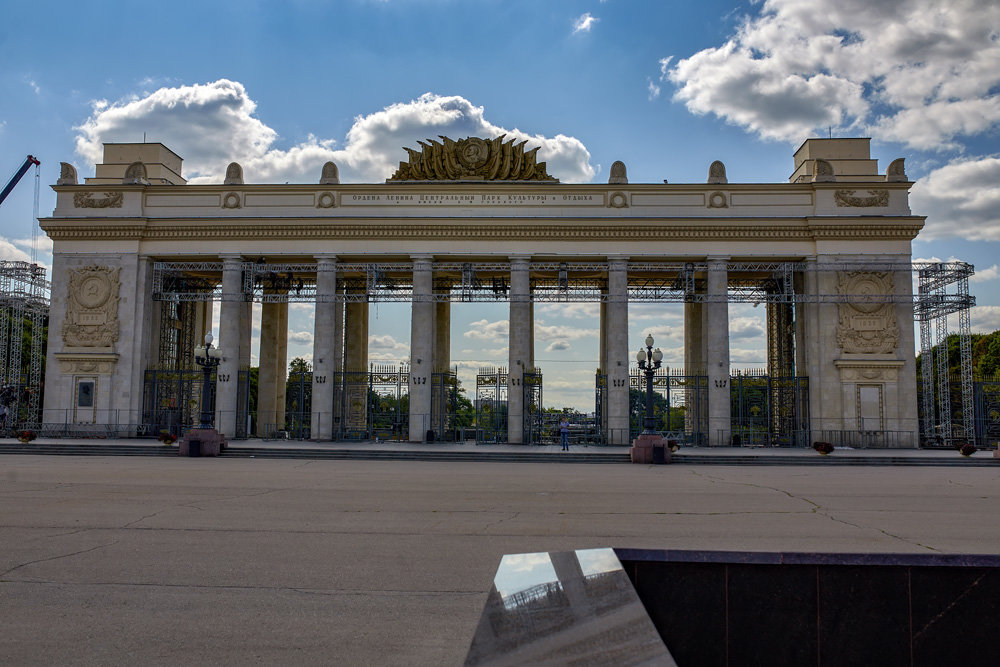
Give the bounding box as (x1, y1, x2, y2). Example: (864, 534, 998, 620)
(523, 369, 544, 445)
(975, 378, 1000, 447)
(730, 371, 809, 446)
(334, 370, 371, 439)
(282, 371, 311, 439)
(142, 368, 249, 439)
(142, 369, 213, 437)
(431, 370, 458, 441)
(628, 369, 708, 445)
(476, 367, 508, 443)
(369, 364, 408, 441)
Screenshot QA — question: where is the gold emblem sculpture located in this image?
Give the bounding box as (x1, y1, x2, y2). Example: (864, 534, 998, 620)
(388, 135, 558, 182)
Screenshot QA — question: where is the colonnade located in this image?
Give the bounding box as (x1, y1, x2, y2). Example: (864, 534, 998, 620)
(211, 254, 737, 445)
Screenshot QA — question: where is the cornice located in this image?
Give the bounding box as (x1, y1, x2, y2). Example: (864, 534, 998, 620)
(39, 217, 924, 242)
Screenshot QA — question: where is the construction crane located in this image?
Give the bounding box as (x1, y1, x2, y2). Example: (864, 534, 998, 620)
(0, 155, 41, 207)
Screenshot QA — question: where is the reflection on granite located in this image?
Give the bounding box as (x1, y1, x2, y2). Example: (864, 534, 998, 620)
(465, 548, 675, 666)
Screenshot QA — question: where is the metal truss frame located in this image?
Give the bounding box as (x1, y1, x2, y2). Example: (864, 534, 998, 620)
(152, 259, 975, 309)
(916, 263, 975, 445)
(0, 260, 49, 427)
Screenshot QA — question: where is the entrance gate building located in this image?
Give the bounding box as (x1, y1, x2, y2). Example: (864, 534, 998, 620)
(39, 137, 967, 446)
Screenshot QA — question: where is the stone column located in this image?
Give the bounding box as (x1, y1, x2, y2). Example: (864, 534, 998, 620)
(684, 300, 705, 436)
(606, 257, 630, 445)
(257, 300, 281, 435)
(215, 256, 244, 437)
(311, 256, 337, 440)
(332, 288, 345, 434)
(706, 257, 731, 446)
(507, 256, 531, 444)
(275, 301, 289, 427)
(409, 255, 434, 441)
(343, 288, 369, 435)
(434, 300, 451, 373)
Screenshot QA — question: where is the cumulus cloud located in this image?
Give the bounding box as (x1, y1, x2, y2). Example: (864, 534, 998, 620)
(287, 330, 313, 345)
(0, 238, 33, 263)
(534, 323, 598, 341)
(75, 82, 595, 184)
(536, 303, 600, 320)
(464, 318, 509, 341)
(573, 13, 598, 34)
(972, 306, 1000, 333)
(971, 265, 999, 283)
(729, 316, 766, 340)
(911, 156, 1000, 240)
(661, 0, 1000, 148)
(546, 340, 571, 352)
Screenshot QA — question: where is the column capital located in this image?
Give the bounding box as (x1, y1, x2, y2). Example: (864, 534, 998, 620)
(510, 254, 531, 268)
(607, 255, 629, 270)
(219, 253, 244, 265)
(315, 254, 338, 266)
(411, 254, 434, 270)
(706, 255, 730, 264)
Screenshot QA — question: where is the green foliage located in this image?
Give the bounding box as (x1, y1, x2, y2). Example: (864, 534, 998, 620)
(916, 330, 1000, 379)
(288, 357, 311, 376)
(629, 387, 686, 430)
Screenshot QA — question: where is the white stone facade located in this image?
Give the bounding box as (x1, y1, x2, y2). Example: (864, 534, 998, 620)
(39, 139, 924, 444)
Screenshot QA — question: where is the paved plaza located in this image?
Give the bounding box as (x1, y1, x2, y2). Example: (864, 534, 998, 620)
(1, 455, 998, 664)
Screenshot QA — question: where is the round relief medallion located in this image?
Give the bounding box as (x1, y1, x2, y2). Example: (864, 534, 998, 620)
(77, 274, 110, 308)
(844, 274, 885, 313)
(456, 137, 489, 171)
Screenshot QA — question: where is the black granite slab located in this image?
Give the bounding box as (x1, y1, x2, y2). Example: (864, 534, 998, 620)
(615, 549, 1000, 666)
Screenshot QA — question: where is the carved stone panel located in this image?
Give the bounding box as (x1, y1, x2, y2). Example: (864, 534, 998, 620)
(834, 189, 889, 207)
(62, 266, 121, 347)
(835, 271, 899, 354)
(73, 192, 123, 208)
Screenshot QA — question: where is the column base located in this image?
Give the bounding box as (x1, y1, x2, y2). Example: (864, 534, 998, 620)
(179, 428, 227, 457)
(630, 433, 672, 464)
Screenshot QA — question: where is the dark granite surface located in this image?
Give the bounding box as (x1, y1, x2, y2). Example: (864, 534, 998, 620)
(616, 549, 1000, 666)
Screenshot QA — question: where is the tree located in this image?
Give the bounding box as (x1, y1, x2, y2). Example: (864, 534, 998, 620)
(288, 357, 311, 376)
(915, 331, 1000, 379)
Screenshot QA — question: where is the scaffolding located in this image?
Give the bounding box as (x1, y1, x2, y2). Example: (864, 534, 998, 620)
(0, 260, 49, 427)
(916, 262, 975, 445)
(150, 258, 976, 444)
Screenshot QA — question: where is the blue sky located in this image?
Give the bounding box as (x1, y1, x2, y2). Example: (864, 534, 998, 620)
(2, 0, 999, 409)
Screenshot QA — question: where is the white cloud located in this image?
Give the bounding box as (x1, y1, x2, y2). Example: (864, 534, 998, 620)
(573, 13, 598, 34)
(0, 240, 32, 263)
(75, 82, 595, 184)
(661, 0, 1000, 148)
(971, 265, 999, 283)
(729, 316, 766, 340)
(647, 78, 661, 101)
(971, 306, 1000, 333)
(464, 318, 509, 341)
(911, 156, 1000, 240)
(369, 334, 408, 352)
(534, 322, 598, 341)
(546, 340, 571, 352)
(536, 302, 600, 320)
(288, 330, 313, 345)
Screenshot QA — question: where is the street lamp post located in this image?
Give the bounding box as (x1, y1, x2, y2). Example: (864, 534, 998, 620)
(193, 333, 222, 429)
(636, 334, 663, 434)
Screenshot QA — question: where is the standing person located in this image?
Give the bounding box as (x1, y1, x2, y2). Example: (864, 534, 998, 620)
(559, 417, 569, 451)
(0, 402, 7, 433)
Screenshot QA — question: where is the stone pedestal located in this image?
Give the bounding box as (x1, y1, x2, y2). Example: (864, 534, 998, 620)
(630, 432, 671, 464)
(179, 428, 227, 457)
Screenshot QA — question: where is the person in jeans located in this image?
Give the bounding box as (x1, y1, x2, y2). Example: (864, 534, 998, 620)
(559, 417, 569, 451)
